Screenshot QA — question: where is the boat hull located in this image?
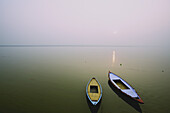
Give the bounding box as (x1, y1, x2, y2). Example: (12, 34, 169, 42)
(108, 71, 144, 104)
(86, 77, 102, 105)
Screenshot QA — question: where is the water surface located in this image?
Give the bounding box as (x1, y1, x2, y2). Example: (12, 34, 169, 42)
(0, 46, 169, 113)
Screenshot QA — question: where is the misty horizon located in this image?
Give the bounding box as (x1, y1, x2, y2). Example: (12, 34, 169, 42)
(1, 0, 170, 46)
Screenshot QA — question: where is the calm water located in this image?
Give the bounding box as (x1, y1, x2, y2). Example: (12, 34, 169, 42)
(0, 46, 169, 113)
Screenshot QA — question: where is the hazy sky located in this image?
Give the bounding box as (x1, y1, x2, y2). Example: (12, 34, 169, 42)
(0, 0, 170, 45)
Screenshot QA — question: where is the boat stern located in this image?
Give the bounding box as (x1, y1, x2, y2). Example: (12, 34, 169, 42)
(135, 98, 144, 104)
(91, 101, 98, 105)
(108, 71, 111, 78)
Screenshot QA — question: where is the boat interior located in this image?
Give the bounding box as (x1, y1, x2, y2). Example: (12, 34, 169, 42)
(90, 86, 98, 93)
(113, 79, 130, 90)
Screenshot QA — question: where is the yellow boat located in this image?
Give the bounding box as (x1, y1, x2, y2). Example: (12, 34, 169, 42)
(86, 77, 102, 105)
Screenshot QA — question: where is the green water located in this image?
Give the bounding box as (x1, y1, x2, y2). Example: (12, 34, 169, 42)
(0, 46, 169, 113)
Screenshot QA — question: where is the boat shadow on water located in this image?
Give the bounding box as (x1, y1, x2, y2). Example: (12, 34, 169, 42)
(108, 80, 142, 113)
(86, 95, 101, 113)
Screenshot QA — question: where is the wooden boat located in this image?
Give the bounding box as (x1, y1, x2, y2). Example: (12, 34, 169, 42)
(108, 71, 144, 104)
(86, 77, 102, 105)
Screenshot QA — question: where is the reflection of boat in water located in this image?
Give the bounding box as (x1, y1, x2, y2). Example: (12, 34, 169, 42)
(108, 71, 144, 104)
(86, 77, 102, 105)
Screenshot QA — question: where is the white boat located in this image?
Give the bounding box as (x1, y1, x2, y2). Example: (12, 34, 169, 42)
(86, 77, 102, 105)
(108, 71, 144, 104)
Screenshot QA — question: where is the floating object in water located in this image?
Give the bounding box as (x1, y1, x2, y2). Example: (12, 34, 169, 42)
(162, 70, 164, 72)
(86, 77, 102, 105)
(120, 64, 122, 66)
(108, 71, 144, 104)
